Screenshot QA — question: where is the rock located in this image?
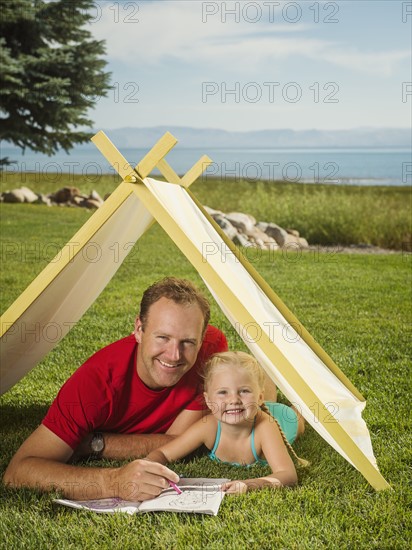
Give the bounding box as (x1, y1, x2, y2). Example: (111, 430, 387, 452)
(213, 214, 238, 240)
(258, 222, 308, 249)
(256, 221, 268, 232)
(82, 198, 102, 209)
(2, 189, 26, 203)
(20, 186, 39, 203)
(246, 225, 279, 249)
(233, 232, 251, 247)
(89, 190, 104, 204)
(249, 237, 266, 249)
(226, 212, 256, 234)
(281, 233, 309, 249)
(2, 187, 38, 203)
(281, 233, 303, 249)
(51, 187, 81, 203)
(259, 222, 289, 247)
(72, 196, 85, 206)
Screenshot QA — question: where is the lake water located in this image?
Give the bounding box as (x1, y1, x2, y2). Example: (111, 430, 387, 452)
(1, 146, 411, 186)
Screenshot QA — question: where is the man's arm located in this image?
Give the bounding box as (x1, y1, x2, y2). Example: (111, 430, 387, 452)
(74, 432, 176, 461)
(73, 409, 206, 461)
(3, 425, 179, 501)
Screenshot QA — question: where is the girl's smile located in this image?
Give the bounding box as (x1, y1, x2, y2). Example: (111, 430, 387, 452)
(204, 364, 264, 424)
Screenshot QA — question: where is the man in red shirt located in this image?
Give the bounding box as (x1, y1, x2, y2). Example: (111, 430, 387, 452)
(3, 278, 228, 501)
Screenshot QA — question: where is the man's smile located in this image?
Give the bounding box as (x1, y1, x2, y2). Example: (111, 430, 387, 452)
(157, 359, 184, 369)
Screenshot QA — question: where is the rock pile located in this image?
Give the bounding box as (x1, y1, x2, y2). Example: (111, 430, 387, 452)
(204, 206, 309, 250)
(1, 186, 309, 249)
(0, 186, 104, 209)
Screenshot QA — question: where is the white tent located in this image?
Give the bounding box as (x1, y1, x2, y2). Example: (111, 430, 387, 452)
(0, 131, 390, 491)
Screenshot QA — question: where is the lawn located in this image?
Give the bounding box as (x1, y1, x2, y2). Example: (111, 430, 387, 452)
(0, 177, 411, 549)
(1, 171, 411, 250)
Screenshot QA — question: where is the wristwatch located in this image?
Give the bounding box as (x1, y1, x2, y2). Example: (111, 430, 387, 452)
(90, 432, 105, 459)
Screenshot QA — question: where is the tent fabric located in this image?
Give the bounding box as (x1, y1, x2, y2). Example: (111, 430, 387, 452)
(0, 185, 152, 394)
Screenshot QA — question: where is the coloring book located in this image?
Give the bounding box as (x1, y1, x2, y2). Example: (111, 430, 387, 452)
(54, 478, 229, 516)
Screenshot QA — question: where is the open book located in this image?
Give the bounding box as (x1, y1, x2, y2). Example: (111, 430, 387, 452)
(54, 478, 229, 516)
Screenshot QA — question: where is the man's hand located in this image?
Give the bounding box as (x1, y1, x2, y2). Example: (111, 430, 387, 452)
(110, 459, 180, 501)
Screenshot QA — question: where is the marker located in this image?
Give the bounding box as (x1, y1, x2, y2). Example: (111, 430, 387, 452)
(168, 480, 182, 495)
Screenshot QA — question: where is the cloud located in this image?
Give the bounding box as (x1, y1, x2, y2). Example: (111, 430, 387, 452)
(91, 2, 307, 63)
(319, 48, 410, 77)
(90, 1, 409, 76)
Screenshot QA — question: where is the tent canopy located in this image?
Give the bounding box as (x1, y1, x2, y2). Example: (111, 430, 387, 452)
(0, 131, 390, 491)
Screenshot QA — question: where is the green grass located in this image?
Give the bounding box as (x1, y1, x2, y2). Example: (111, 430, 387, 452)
(1, 171, 411, 249)
(1, 183, 411, 549)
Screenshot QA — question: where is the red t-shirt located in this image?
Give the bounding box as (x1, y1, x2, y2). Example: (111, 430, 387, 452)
(42, 325, 227, 449)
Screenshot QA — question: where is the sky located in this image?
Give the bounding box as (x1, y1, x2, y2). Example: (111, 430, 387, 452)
(88, 1, 411, 131)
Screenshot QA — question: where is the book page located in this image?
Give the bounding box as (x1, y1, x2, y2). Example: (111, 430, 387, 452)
(138, 478, 228, 516)
(53, 478, 229, 515)
(53, 497, 142, 514)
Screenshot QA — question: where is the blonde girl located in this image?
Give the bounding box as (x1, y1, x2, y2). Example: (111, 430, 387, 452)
(146, 351, 307, 494)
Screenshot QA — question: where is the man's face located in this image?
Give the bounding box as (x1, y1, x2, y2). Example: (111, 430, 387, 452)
(134, 297, 205, 390)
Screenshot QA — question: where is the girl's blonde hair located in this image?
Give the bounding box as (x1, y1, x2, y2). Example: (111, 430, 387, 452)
(203, 351, 309, 468)
(204, 351, 265, 393)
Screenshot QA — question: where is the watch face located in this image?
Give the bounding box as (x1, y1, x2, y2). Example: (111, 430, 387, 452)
(91, 434, 104, 453)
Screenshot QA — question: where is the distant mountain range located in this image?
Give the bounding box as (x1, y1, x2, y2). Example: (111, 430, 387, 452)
(95, 126, 411, 148)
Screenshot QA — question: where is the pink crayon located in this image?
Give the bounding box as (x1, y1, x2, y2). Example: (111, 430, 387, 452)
(168, 480, 182, 494)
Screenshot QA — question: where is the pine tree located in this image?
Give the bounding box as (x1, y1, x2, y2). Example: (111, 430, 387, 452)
(0, 0, 111, 164)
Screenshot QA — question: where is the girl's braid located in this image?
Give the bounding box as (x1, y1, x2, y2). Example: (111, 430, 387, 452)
(260, 402, 309, 468)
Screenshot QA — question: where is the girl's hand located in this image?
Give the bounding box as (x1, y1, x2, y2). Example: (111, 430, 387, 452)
(221, 480, 248, 494)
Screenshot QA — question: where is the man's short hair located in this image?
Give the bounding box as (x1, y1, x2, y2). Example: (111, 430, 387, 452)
(139, 277, 210, 333)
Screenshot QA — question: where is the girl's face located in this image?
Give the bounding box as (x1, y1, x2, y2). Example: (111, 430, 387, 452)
(204, 364, 264, 425)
